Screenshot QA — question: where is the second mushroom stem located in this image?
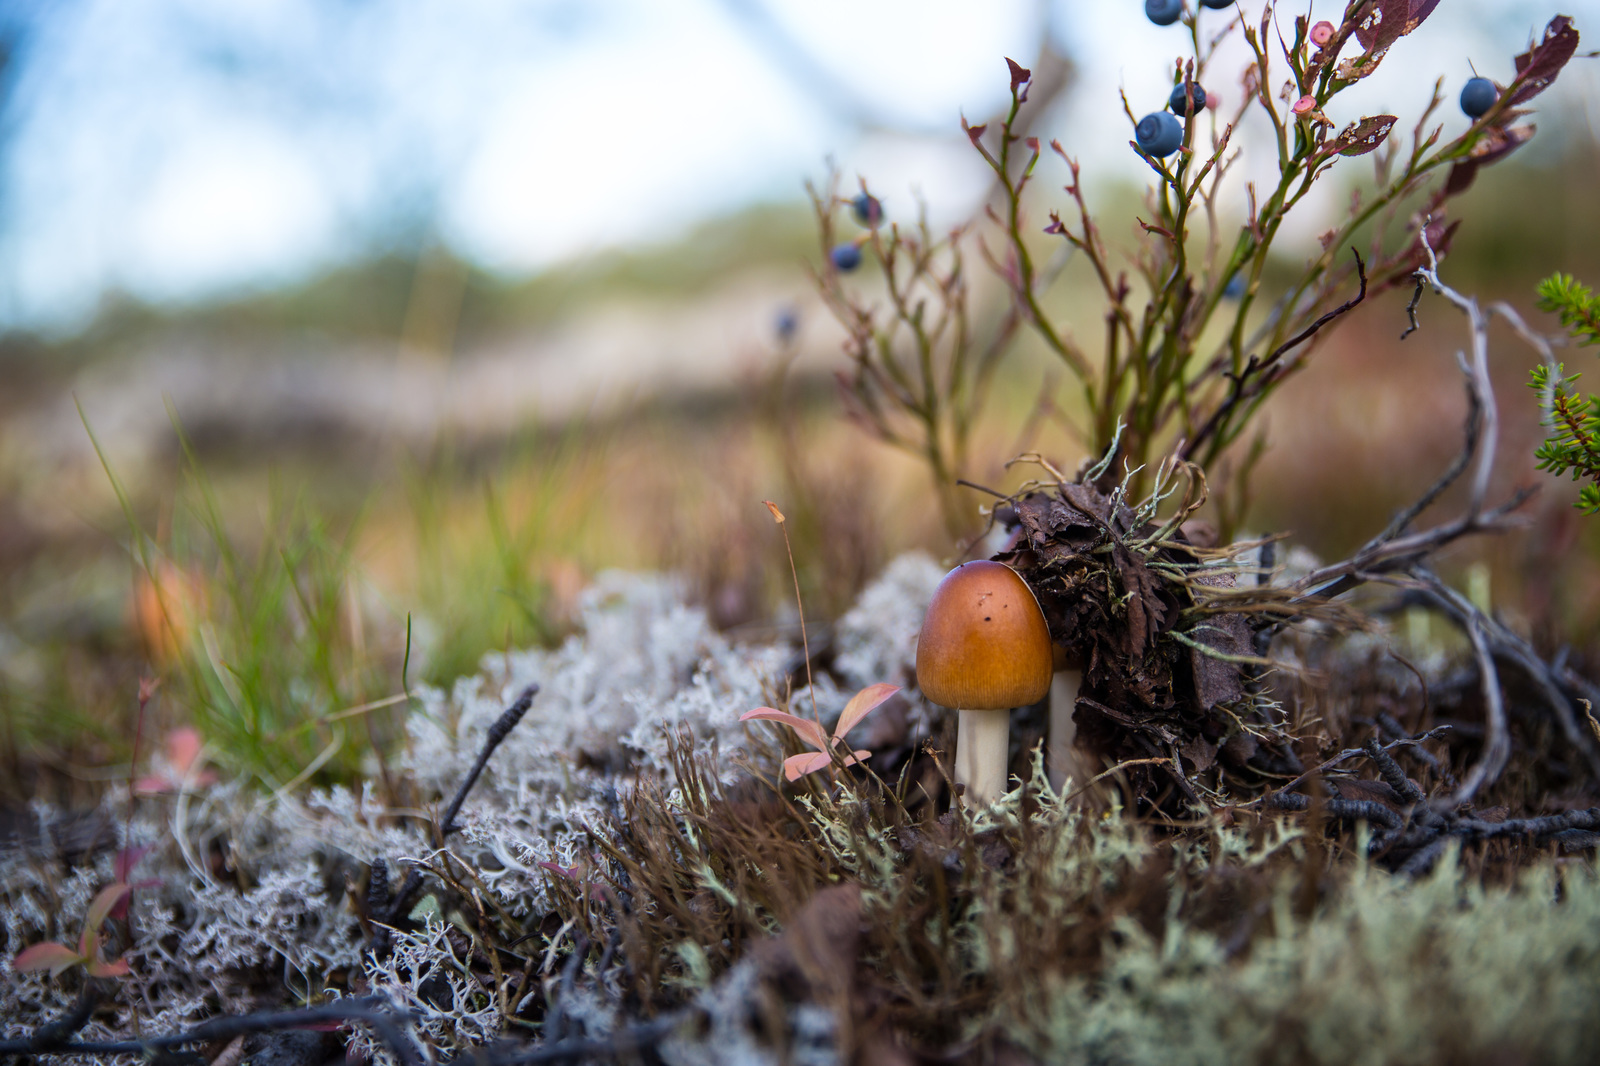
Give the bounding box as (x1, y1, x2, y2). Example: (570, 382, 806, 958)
(1047, 668, 1083, 792)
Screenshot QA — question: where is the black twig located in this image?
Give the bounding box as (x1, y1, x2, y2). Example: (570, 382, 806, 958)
(542, 934, 590, 1045)
(1262, 791, 1402, 830)
(0, 999, 423, 1066)
(23, 981, 106, 1052)
(1184, 248, 1367, 462)
(365, 857, 392, 952)
(387, 684, 539, 924)
(441, 684, 540, 836)
(1400, 272, 1425, 339)
(1363, 739, 1424, 805)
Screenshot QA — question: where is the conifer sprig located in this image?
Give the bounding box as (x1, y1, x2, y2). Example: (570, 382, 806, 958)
(1532, 273, 1600, 513)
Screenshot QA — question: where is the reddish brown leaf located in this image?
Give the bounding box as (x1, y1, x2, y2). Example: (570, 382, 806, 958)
(1006, 57, 1031, 95)
(1405, 0, 1441, 34)
(1181, 734, 1219, 774)
(752, 883, 862, 994)
(1510, 15, 1579, 105)
(1471, 123, 1536, 165)
(1443, 159, 1480, 198)
(1334, 114, 1398, 156)
(1353, 0, 1410, 53)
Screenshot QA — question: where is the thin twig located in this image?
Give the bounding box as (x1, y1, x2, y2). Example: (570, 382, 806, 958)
(387, 684, 539, 924)
(1, 999, 423, 1066)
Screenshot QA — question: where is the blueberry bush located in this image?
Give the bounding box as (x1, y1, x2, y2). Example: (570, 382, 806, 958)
(814, 3, 1582, 537)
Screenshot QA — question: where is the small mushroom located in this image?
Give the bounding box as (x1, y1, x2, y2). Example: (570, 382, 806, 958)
(1047, 643, 1087, 793)
(915, 560, 1053, 806)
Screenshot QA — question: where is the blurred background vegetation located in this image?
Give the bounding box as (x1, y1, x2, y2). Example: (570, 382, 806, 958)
(3, 0, 1599, 806)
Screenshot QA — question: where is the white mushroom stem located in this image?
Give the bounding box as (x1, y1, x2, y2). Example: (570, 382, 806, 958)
(1047, 668, 1083, 792)
(955, 708, 1010, 807)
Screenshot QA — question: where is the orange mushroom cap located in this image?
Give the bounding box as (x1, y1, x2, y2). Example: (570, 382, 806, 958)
(915, 560, 1053, 710)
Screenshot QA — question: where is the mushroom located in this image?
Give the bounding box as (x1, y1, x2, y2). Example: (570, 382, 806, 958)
(1047, 643, 1087, 793)
(915, 560, 1053, 806)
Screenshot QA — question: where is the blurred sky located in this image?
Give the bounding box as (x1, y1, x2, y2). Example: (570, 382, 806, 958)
(0, 0, 1596, 331)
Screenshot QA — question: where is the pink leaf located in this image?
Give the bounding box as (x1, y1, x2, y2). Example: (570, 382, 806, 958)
(133, 775, 173, 795)
(740, 708, 830, 752)
(783, 752, 834, 781)
(537, 861, 580, 881)
(782, 749, 874, 781)
(166, 727, 204, 774)
(13, 942, 84, 976)
(85, 957, 130, 978)
(115, 846, 153, 883)
(833, 683, 900, 741)
(80, 883, 132, 957)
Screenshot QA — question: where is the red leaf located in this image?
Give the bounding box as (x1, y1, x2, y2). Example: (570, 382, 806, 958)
(1353, 0, 1409, 53)
(965, 123, 988, 147)
(740, 708, 830, 752)
(1334, 115, 1397, 156)
(13, 942, 84, 976)
(537, 861, 580, 881)
(1510, 15, 1579, 105)
(1443, 159, 1480, 198)
(1471, 123, 1535, 165)
(834, 683, 900, 740)
(86, 958, 131, 978)
(1006, 58, 1031, 95)
(1405, 0, 1441, 34)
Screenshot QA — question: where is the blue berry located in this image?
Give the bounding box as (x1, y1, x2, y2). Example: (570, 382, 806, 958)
(1145, 0, 1182, 26)
(831, 243, 862, 272)
(851, 192, 882, 228)
(775, 306, 799, 342)
(1199, 0, 1233, 8)
(1135, 111, 1184, 157)
(1460, 77, 1496, 119)
(1168, 82, 1207, 117)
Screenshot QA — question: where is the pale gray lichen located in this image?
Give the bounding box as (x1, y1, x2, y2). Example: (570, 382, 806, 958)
(0, 562, 847, 1050)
